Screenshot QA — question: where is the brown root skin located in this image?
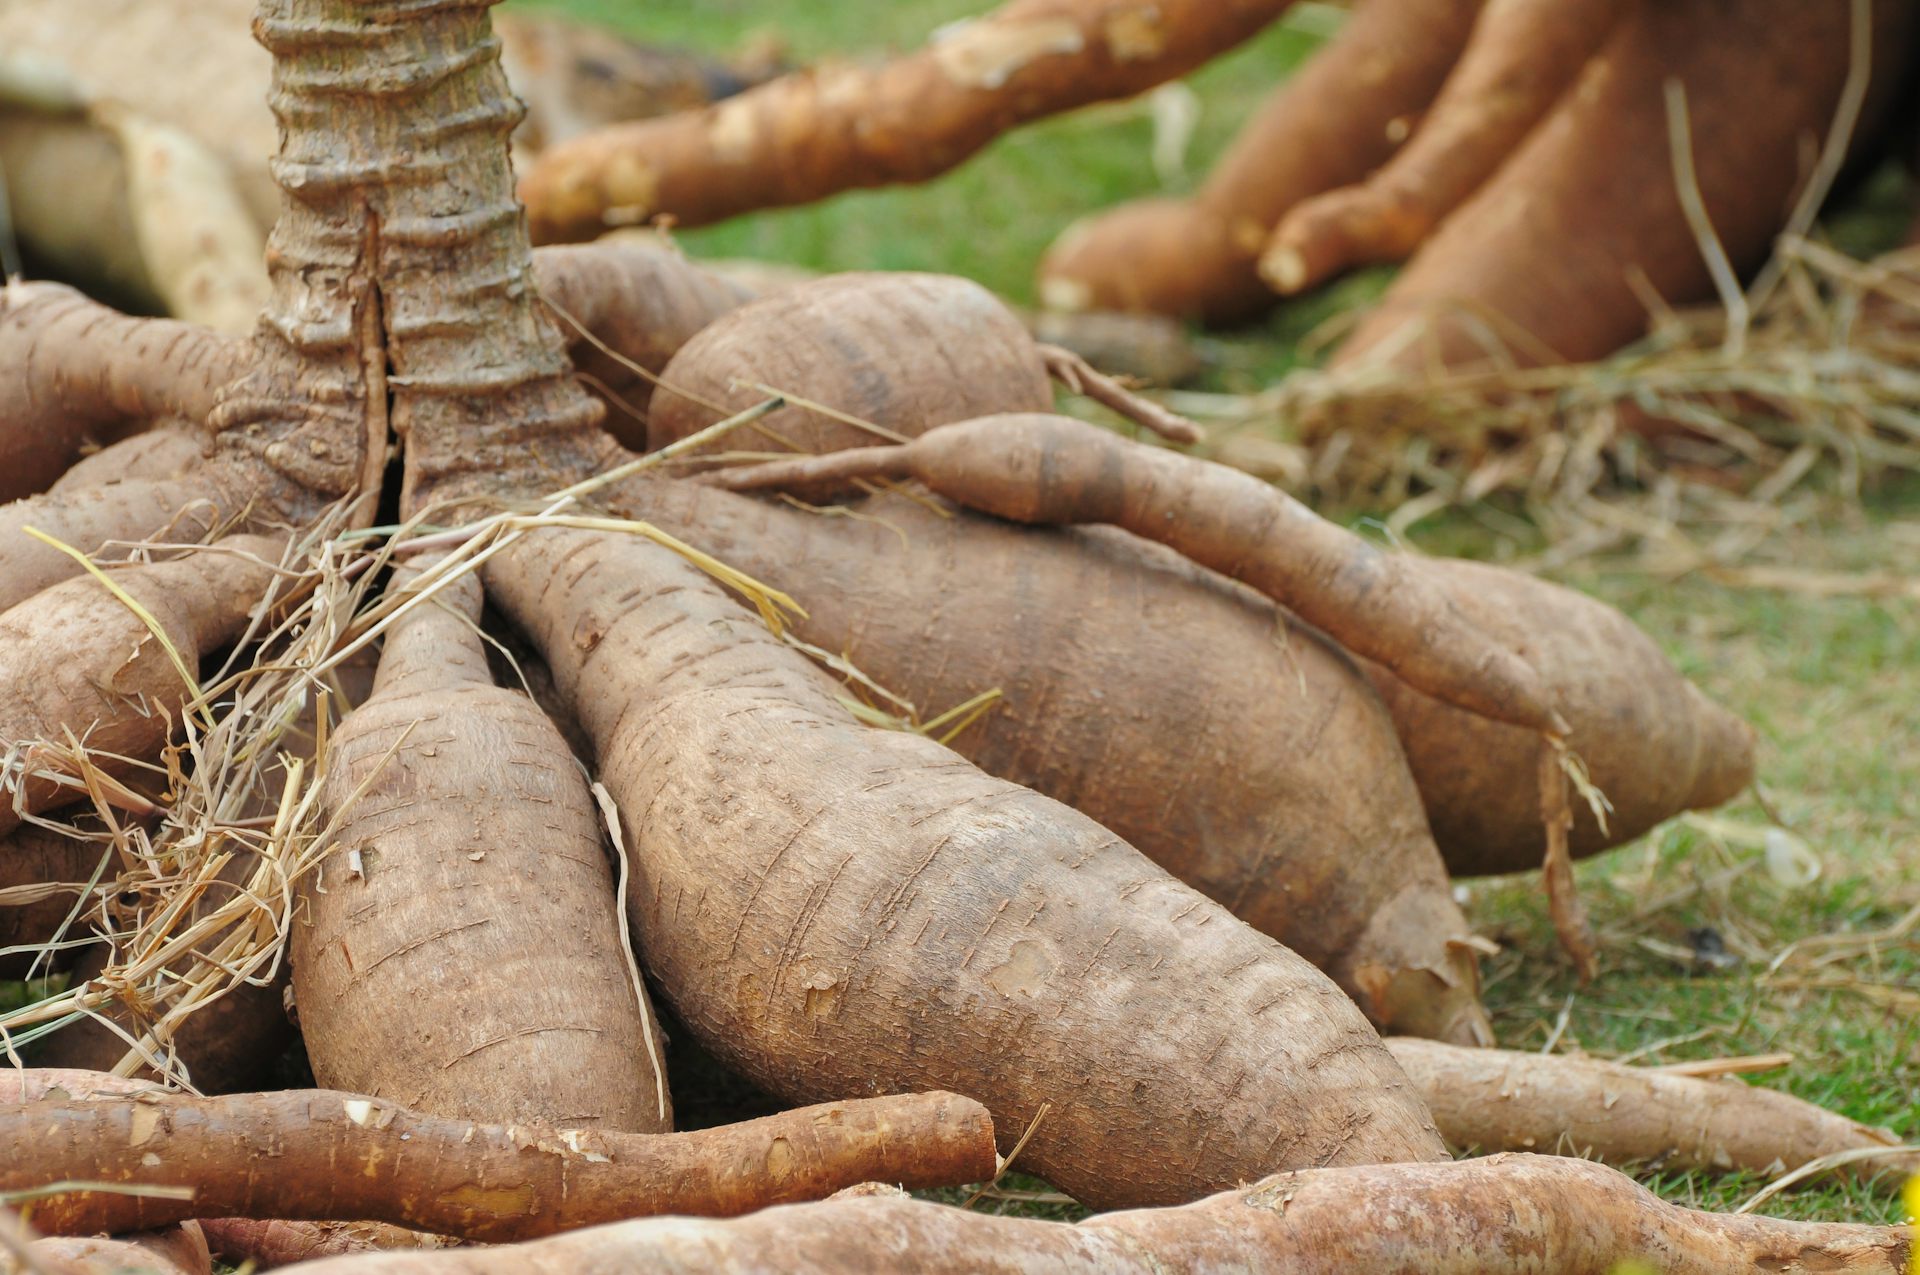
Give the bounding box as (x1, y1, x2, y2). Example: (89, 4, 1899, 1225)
(0, 284, 242, 503)
(28, 1225, 211, 1275)
(0, 1076, 450, 1268)
(646, 272, 1052, 466)
(531, 239, 753, 449)
(709, 413, 1566, 738)
(0, 1084, 998, 1242)
(273, 1154, 1915, 1275)
(1035, 0, 1481, 324)
(1327, 0, 1917, 379)
(0, 536, 283, 837)
(291, 566, 669, 1132)
(1389, 1038, 1920, 1185)
(51, 432, 209, 497)
(1261, 0, 1632, 295)
(0, 824, 108, 980)
(607, 473, 1491, 1045)
(0, 473, 238, 615)
(484, 525, 1447, 1208)
(27, 930, 293, 1094)
(1356, 558, 1756, 876)
(520, 0, 1299, 244)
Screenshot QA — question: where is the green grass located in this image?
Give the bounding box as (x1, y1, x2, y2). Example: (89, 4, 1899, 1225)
(502, 0, 1920, 1226)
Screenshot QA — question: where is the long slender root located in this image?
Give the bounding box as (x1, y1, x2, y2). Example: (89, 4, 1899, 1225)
(277, 1154, 1913, 1274)
(522, 0, 1299, 243)
(0, 1082, 997, 1242)
(1390, 1038, 1920, 1185)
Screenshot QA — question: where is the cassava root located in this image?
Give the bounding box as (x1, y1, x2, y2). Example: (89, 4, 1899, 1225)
(0, 1082, 998, 1242)
(277, 1154, 1915, 1275)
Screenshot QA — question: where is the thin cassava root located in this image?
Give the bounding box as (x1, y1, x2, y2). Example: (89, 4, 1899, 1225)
(520, 0, 1300, 244)
(277, 1155, 1915, 1275)
(0, 1081, 998, 1242)
(1389, 1038, 1920, 1185)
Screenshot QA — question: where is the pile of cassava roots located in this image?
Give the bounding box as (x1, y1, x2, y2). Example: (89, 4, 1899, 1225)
(0, 1, 1913, 1273)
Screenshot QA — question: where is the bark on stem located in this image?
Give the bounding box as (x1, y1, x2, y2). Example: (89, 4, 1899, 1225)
(248, 0, 609, 510)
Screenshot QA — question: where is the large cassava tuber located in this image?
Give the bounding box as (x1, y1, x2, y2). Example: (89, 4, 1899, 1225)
(1038, 0, 1481, 324)
(281, 1155, 1916, 1275)
(1323, 0, 1916, 384)
(710, 414, 1754, 875)
(483, 525, 1450, 1209)
(646, 273, 1051, 461)
(0, 1080, 998, 1241)
(646, 271, 1198, 471)
(1359, 559, 1755, 875)
(611, 475, 1493, 1045)
(290, 567, 670, 1132)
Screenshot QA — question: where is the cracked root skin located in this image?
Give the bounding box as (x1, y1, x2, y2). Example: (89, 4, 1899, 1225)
(0, 1081, 997, 1242)
(522, 0, 1297, 243)
(290, 569, 671, 1133)
(276, 1154, 1916, 1275)
(1036, 0, 1480, 324)
(1329, 0, 1917, 377)
(483, 526, 1447, 1210)
(1390, 1038, 1920, 1184)
(610, 474, 1491, 1045)
(1261, 0, 1632, 295)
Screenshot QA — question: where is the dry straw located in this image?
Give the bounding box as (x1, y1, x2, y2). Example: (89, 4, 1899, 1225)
(1184, 232, 1920, 579)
